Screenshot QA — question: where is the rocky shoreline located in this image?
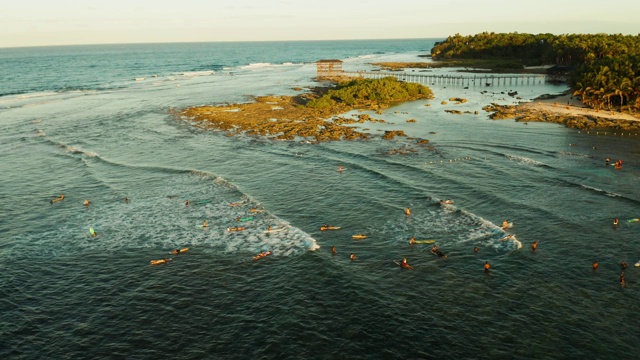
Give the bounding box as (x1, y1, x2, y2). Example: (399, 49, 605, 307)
(179, 91, 429, 143)
(483, 92, 640, 131)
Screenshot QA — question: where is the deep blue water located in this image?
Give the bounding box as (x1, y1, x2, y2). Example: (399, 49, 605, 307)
(1, 39, 640, 359)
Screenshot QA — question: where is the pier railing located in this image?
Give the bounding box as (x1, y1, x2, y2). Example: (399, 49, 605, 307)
(338, 71, 552, 87)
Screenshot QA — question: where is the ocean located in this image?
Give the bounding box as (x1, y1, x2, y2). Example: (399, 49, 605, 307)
(1, 39, 639, 359)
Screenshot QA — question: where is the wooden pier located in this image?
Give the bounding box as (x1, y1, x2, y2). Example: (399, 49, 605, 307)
(337, 71, 549, 87)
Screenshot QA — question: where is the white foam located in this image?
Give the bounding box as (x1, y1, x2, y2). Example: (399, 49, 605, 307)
(506, 154, 545, 166)
(182, 70, 216, 77)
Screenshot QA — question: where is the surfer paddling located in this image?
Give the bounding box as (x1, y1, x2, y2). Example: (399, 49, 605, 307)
(320, 224, 340, 231)
(50, 194, 65, 204)
(227, 227, 245, 232)
(170, 248, 189, 255)
(150, 258, 172, 266)
(253, 250, 271, 261)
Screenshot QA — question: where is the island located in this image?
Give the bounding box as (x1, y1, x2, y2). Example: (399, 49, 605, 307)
(180, 77, 433, 142)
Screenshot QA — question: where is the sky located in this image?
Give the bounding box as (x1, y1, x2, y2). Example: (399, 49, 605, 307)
(2, 0, 639, 48)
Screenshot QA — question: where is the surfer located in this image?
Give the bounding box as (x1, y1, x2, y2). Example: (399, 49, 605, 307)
(171, 248, 189, 255)
(337, 165, 344, 172)
(400, 257, 413, 269)
(501, 220, 512, 230)
(474, 246, 479, 253)
(331, 246, 337, 255)
(620, 261, 628, 269)
(531, 240, 539, 252)
(484, 261, 490, 272)
(500, 234, 515, 242)
(439, 199, 453, 205)
(613, 218, 619, 226)
(185, 199, 190, 206)
(409, 236, 416, 245)
(592, 261, 599, 271)
(253, 250, 271, 261)
(404, 208, 411, 216)
(226, 227, 245, 232)
(83, 198, 90, 206)
(320, 224, 339, 231)
(150, 258, 172, 266)
(203, 220, 207, 228)
(430, 245, 447, 258)
(90, 228, 97, 237)
(620, 272, 626, 287)
(250, 208, 264, 213)
(605, 158, 610, 166)
(350, 253, 357, 261)
(50, 194, 65, 204)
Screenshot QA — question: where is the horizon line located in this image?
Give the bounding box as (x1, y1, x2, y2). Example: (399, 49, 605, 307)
(0, 37, 445, 50)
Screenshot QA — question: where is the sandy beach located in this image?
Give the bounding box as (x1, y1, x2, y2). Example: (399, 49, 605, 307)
(523, 93, 640, 122)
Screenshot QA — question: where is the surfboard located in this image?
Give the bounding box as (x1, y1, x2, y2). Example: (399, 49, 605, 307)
(320, 226, 341, 231)
(413, 240, 435, 244)
(627, 218, 639, 223)
(501, 222, 513, 230)
(237, 216, 254, 222)
(352, 234, 367, 240)
(264, 227, 287, 233)
(635, 261, 640, 267)
(89, 227, 96, 236)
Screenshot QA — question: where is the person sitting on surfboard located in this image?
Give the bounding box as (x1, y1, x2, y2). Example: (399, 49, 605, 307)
(50, 194, 65, 204)
(350, 253, 357, 261)
(331, 246, 337, 255)
(203, 220, 207, 228)
(171, 248, 189, 255)
(337, 165, 344, 172)
(484, 261, 490, 272)
(400, 257, 413, 269)
(613, 218, 619, 226)
(404, 208, 411, 216)
(409, 236, 416, 245)
(83, 198, 90, 206)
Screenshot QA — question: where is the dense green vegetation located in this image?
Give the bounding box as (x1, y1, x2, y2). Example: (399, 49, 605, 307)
(431, 32, 640, 112)
(306, 77, 434, 109)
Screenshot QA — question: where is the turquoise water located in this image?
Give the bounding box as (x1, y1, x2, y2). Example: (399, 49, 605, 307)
(1, 40, 639, 359)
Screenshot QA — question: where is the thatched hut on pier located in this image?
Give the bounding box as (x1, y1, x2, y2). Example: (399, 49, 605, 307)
(316, 59, 343, 76)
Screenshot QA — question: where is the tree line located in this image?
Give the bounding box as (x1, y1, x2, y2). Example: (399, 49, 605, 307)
(431, 32, 640, 112)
